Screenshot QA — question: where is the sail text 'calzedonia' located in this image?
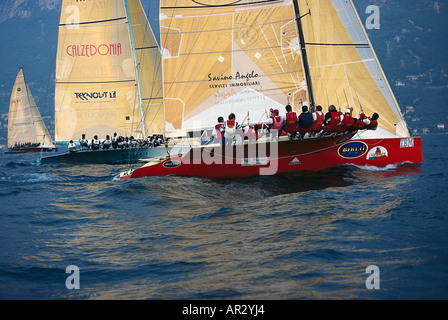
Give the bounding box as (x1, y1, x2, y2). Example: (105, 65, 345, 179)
(39, 0, 170, 164)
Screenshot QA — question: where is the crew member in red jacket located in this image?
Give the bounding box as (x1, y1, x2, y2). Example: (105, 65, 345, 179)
(282, 104, 298, 138)
(323, 105, 341, 134)
(365, 112, 379, 130)
(308, 105, 324, 135)
(338, 108, 355, 133)
(266, 108, 283, 137)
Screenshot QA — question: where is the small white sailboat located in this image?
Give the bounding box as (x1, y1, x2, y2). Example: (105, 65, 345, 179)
(5, 68, 57, 154)
(39, 0, 168, 164)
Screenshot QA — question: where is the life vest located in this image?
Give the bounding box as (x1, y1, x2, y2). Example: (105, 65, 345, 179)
(79, 138, 89, 147)
(223, 120, 237, 140)
(103, 139, 112, 148)
(325, 111, 341, 132)
(308, 111, 324, 132)
(68, 143, 77, 152)
(366, 118, 378, 129)
(283, 112, 298, 133)
(338, 114, 355, 132)
(215, 123, 223, 138)
(269, 116, 283, 130)
(354, 118, 366, 130)
(91, 139, 100, 149)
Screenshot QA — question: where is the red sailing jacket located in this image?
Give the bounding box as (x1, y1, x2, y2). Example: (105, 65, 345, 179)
(226, 120, 235, 128)
(338, 114, 355, 132)
(366, 119, 378, 129)
(354, 118, 366, 129)
(325, 111, 341, 131)
(308, 111, 324, 132)
(283, 112, 298, 133)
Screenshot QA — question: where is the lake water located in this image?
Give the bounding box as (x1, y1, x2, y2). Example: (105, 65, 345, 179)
(0, 134, 446, 302)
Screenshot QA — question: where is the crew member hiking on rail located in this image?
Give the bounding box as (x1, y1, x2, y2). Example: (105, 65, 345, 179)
(308, 105, 324, 136)
(282, 104, 298, 139)
(338, 108, 355, 133)
(79, 134, 89, 150)
(322, 105, 341, 135)
(297, 105, 314, 138)
(266, 108, 283, 138)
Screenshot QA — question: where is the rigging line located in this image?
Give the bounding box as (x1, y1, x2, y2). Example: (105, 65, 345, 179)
(55, 80, 135, 84)
(172, 43, 293, 55)
(163, 0, 282, 9)
(131, 0, 166, 139)
(42, 47, 57, 142)
(59, 16, 127, 27)
(124, 0, 142, 143)
(306, 42, 369, 47)
(127, 0, 165, 140)
(137, 0, 164, 124)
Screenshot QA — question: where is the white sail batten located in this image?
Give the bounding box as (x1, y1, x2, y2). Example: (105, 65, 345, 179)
(55, 0, 163, 142)
(160, 0, 309, 132)
(8, 69, 54, 148)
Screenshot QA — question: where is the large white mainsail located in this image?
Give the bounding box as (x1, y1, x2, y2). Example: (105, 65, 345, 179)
(7, 68, 54, 148)
(160, 0, 309, 133)
(296, 0, 409, 138)
(55, 0, 163, 143)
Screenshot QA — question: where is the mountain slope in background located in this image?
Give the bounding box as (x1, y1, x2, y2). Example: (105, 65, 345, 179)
(357, 0, 448, 134)
(0, 0, 446, 146)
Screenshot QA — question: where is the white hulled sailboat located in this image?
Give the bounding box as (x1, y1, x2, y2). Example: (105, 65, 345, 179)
(5, 68, 57, 154)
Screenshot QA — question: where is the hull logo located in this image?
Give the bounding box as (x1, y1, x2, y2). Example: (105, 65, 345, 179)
(289, 157, 301, 165)
(338, 141, 368, 159)
(162, 160, 181, 168)
(367, 146, 388, 160)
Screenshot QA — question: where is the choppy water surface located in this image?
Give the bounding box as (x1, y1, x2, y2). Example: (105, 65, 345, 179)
(0, 134, 446, 300)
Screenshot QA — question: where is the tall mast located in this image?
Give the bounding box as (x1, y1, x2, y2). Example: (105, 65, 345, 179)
(292, 0, 315, 108)
(124, 0, 147, 138)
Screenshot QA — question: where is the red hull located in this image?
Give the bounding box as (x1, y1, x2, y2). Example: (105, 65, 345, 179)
(120, 135, 422, 180)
